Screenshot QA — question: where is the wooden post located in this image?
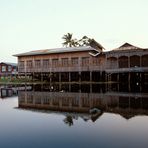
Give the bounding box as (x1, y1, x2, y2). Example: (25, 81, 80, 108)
(90, 71, 92, 82)
(128, 72, 131, 91)
(69, 84, 71, 92)
(79, 71, 81, 83)
(117, 73, 119, 83)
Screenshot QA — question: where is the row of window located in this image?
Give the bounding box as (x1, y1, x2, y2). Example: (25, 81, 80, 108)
(19, 57, 102, 68)
(21, 95, 100, 107)
(19, 55, 148, 69)
(107, 55, 148, 68)
(1, 65, 12, 72)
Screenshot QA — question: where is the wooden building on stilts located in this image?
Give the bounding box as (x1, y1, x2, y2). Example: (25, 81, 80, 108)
(14, 42, 148, 87)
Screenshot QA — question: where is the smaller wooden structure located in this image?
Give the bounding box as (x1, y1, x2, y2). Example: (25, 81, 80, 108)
(0, 62, 18, 78)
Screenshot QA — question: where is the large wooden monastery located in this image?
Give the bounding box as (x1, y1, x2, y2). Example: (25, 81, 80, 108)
(14, 42, 148, 84)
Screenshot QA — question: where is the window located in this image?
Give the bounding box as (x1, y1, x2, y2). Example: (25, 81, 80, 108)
(19, 61, 24, 68)
(27, 60, 33, 68)
(130, 55, 140, 67)
(71, 57, 78, 66)
(19, 61, 24, 72)
(62, 58, 68, 66)
(93, 57, 100, 65)
(82, 57, 89, 66)
(52, 59, 58, 67)
(27, 94, 33, 103)
(8, 65, 12, 72)
(107, 57, 118, 69)
(1, 65, 6, 72)
(118, 56, 128, 68)
(72, 97, 79, 107)
(142, 55, 148, 67)
(43, 59, 49, 68)
(43, 96, 50, 104)
(35, 60, 41, 68)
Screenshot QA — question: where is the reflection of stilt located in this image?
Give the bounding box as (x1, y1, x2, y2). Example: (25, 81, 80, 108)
(69, 84, 71, 92)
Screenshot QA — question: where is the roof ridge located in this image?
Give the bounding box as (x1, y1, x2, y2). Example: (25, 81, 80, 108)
(113, 42, 143, 51)
(119, 42, 139, 48)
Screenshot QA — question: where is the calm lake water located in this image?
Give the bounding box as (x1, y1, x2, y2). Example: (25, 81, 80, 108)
(0, 84, 148, 148)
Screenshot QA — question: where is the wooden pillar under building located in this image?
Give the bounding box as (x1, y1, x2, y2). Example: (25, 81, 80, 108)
(117, 73, 119, 83)
(128, 56, 130, 68)
(100, 71, 102, 82)
(128, 72, 131, 92)
(105, 73, 108, 82)
(79, 71, 81, 82)
(140, 56, 142, 67)
(140, 72, 142, 92)
(41, 73, 43, 91)
(69, 84, 71, 92)
(90, 71, 92, 82)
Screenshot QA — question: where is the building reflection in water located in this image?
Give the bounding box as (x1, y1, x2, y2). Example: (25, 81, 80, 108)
(17, 83, 148, 125)
(0, 85, 32, 99)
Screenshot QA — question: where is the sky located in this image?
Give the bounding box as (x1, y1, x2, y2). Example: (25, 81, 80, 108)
(0, 0, 148, 63)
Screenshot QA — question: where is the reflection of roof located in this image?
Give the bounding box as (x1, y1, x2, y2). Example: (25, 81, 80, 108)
(14, 46, 98, 57)
(16, 107, 102, 122)
(108, 109, 148, 120)
(120, 114, 136, 120)
(112, 42, 143, 51)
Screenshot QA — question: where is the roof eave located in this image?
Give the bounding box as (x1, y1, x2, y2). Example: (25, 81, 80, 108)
(13, 46, 96, 57)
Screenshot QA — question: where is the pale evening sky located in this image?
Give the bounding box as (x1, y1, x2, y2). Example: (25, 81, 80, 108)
(0, 0, 148, 62)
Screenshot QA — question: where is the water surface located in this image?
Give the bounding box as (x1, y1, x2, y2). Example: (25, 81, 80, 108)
(0, 84, 148, 148)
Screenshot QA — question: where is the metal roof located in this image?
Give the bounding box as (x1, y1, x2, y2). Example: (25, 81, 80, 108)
(13, 46, 97, 57)
(0, 62, 17, 66)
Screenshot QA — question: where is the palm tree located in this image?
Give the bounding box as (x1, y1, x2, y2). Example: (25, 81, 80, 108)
(62, 33, 78, 47)
(62, 33, 92, 47)
(78, 36, 92, 46)
(63, 115, 73, 126)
